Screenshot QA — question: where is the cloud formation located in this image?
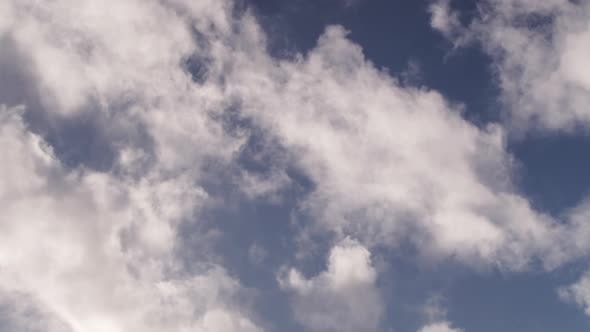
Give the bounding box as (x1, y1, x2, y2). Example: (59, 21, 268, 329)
(3, 0, 590, 330)
(430, 0, 590, 132)
(429, 0, 590, 319)
(560, 271, 590, 316)
(418, 321, 463, 332)
(0, 107, 261, 332)
(279, 238, 382, 332)
(224, 23, 590, 271)
(0, 0, 261, 330)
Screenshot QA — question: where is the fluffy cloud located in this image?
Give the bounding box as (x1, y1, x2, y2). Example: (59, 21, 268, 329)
(0, 0, 246, 175)
(417, 295, 464, 332)
(418, 321, 463, 332)
(5, 0, 590, 330)
(0, 0, 263, 329)
(8, 0, 571, 273)
(559, 271, 590, 316)
(428, 0, 463, 44)
(6, 0, 583, 284)
(429, 0, 590, 318)
(0, 107, 261, 332)
(224, 24, 590, 270)
(429, 0, 590, 131)
(279, 238, 383, 332)
(558, 200, 590, 316)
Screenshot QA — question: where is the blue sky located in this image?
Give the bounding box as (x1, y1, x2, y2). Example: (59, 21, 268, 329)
(2, 1, 590, 332)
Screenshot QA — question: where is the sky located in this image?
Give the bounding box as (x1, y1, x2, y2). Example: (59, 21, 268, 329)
(2, 0, 590, 331)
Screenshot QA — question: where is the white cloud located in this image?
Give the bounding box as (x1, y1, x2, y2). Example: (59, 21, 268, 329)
(418, 321, 463, 332)
(556, 199, 590, 317)
(248, 243, 268, 266)
(224, 24, 590, 270)
(417, 295, 463, 332)
(559, 271, 590, 316)
(430, 0, 590, 131)
(6, 0, 586, 280)
(279, 238, 383, 332)
(5, 0, 590, 329)
(0, 0, 245, 176)
(428, 0, 590, 317)
(0, 107, 261, 332)
(0, 0, 269, 330)
(428, 0, 464, 44)
(0, 289, 72, 332)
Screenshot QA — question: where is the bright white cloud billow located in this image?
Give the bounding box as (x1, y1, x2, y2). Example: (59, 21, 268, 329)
(225, 25, 590, 270)
(428, 0, 463, 44)
(418, 321, 463, 332)
(429, 0, 590, 318)
(560, 271, 590, 317)
(417, 295, 463, 332)
(3, 0, 590, 331)
(0, 0, 261, 330)
(430, 0, 590, 132)
(0, 107, 261, 332)
(279, 239, 382, 332)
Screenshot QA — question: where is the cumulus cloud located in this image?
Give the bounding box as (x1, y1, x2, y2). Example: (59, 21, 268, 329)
(279, 238, 383, 332)
(429, 0, 590, 131)
(0, 0, 263, 330)
(428, 0, 465, 44)
(5, 0, 590, 330)
(559, 271, 590, 316)
(418, 321, 463, 332)
(0, 0, 246, 173)
(0, 107, 260, 332)
(417, 295, 463, 332)
(222, 24, 590, 270)
(557, 199, 590, 316)
(428, 1, 590, 319)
